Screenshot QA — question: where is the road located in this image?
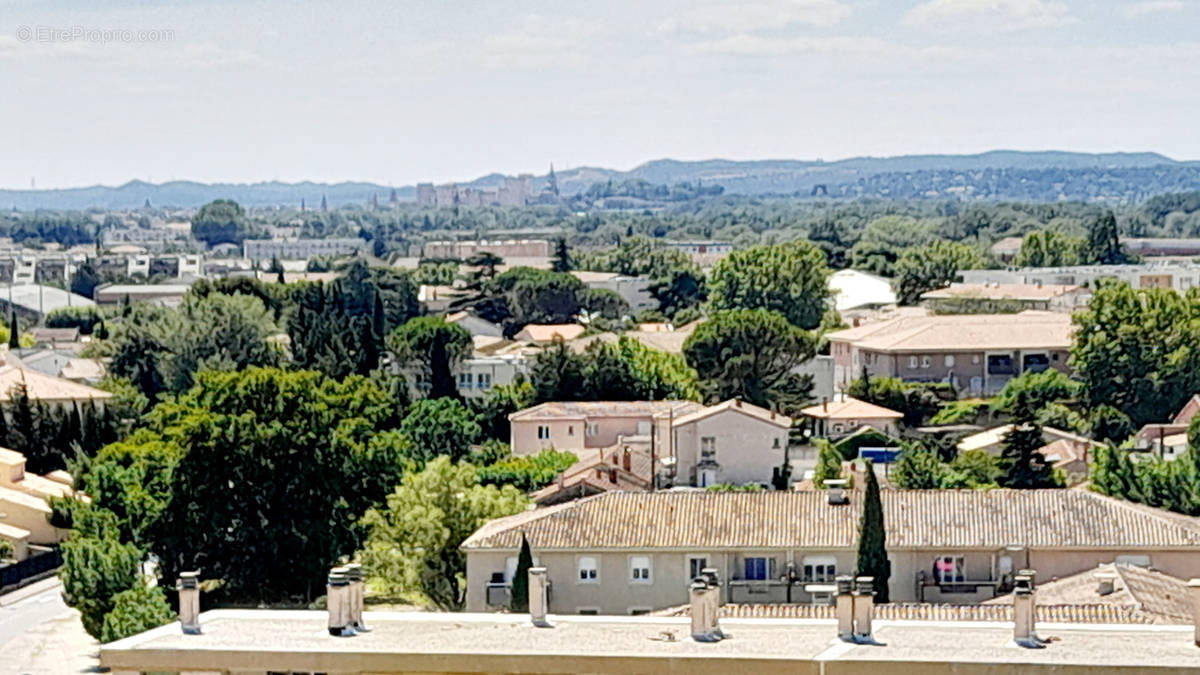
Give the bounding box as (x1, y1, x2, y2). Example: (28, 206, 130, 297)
(0, 578, 71, 647)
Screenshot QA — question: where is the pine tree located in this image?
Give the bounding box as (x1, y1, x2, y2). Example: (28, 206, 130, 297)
(510, 532, 534, 612)
(551, 237, 573, 273)
(855, 460, 890, 603)
(1000, 391, 1058, 489)
(7, 309, 18, 349)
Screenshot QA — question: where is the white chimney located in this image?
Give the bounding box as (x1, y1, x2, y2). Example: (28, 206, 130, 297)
(327, 568, 354, 637)
(345, 563, 369, 632)
(1011, 573, 1043, 649)
(177, 571, 201, 635)
(825, 478, 848, 505)
(689, 581, 720, 642)
(1189, 578, 1200, 647)
(700, 567, 724, 639)
(835, 575, 854, 641)
(528, 567, 551, 628)
(853, 577, 875, 643)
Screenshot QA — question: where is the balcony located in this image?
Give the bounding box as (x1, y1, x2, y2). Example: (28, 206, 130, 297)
(728, 579, 835, 604)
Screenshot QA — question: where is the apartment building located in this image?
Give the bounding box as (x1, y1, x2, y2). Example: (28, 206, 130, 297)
(827, 311, 1073, 395)
(242, 238, 367, 261)
(920, 283, 1091, 314)
(509, 399, 791, 488)
(463, 489, 1200, 614)
(959, 263, 1200, 293)
(422, 239, 550, 260)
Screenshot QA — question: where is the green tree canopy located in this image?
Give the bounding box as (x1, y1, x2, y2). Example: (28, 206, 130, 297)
(1014, 230, 1085, 267)
(707, 241, 831, 329)
(192, 199, 256, 247)
(683, 309, 817, 410)
(388, 316, 472, 399)
(358, 457, 529, 610)
(399, 397, 480, 465)
(894, 241, 986, 305)
(1084, 209, 1130, 265)
(854, 461, 890, 603)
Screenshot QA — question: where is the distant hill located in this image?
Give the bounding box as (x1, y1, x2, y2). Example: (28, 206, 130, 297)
(3, 151, 1197, 210)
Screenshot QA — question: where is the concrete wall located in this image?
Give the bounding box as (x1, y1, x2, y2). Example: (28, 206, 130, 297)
(511, 414, 670, 457)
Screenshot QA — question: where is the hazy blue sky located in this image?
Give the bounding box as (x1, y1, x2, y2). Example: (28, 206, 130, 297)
(0, 0, 1196, 188)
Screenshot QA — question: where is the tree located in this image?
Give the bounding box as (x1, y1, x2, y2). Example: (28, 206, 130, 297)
(578, 287, 629, 320)
(649, 266, 706, 319)
(812, 439, 842, 488)
(683, 309, 817, 410)
(855, 461, 889, 603)
(529, 341, 588, 402)
(891, 444, 945, 489)
(476, 449, 578, 492)
(59, 507, 143, 639)
(707, 241, 831, 329)
(551, 237, 573, 273)
(7, 309, 17, 350)
(388, 316, 472, 399)
(191, 199, 253, 247)
(70, 261, 102, 299)
(509, 271, 584, 327)
(149, 368, 408, 605)
(466, 251, 503, 280)
(995, 369, 1080, 414)
(894, 241, 986, 305)
(1070, 280, 1200, 428)
(999, 393, 1059, 489)
(358, 457, 529, 610)
(510, 533, 534, 612)
(1084, 209, 1128, 265)
(473, 381, 536, 441)
(1014, 231, 1085, 268)
(399, 398, 480, 464)
(99, 585, 175, 643)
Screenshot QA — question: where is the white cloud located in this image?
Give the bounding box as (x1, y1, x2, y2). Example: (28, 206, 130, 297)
(683, 34, 967, 62)
(477, 15, 605, 70)
(1119, 0, 1185, 19)
(905, 0, 1077, 31)
(656, 0, 853, 35)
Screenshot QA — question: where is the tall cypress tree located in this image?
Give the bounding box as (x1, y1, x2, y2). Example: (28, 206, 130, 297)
(7, 309, 18, 350)
(510, 532, 534, 612)
(855, 460, 890, 603)
(1001, 391, 1058, 489)
(551, 237, 573, 273)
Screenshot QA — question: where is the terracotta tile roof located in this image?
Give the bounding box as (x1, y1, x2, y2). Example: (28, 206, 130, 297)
(827, 311, 1072, 352)
(509, 400, 704, 422)
(673, 399, 792, 429)
(462, 490, 1200, 551)
(654, 601, 1157, 625)
(983, 563, 1192, 624)
(957, 425, 1090, 453)
(514, 324, 586, 342)
(0, 365, 112, 403)
(800, 396, 902, 420)
(921, 283, 1084, 302)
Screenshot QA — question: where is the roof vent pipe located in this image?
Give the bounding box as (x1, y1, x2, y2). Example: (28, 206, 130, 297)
(825, 479, 848, 505)
(1011, 572, 1045, 648)
(853, 577, 875, 643)
(529, 567, 552, 628)
(835, 575, 854, 641)
(1094, 570, 1117, 597)
(177, 571, 201, 635)
(345, 563, 369, 632)
(327, 567, 355, 637)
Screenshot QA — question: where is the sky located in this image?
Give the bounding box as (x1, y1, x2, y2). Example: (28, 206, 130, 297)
(0, 0, 1197, 189)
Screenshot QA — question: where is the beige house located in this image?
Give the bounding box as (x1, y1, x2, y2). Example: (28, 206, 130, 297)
(512, 323, 586, 343)
(0, 448, 76, 556)
(827, 311, 1073, 395)
(800, 396, 903, 438)
(0, 364, 113, 410)
(920, 283, 1091, 314)
(509, 399, 792, 488)
(463, 489, 1200, 614)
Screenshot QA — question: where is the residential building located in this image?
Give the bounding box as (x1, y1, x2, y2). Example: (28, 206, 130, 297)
(422, 238, 550, 259)
(509, 399, 791, 488)
(242, 238, 367, 261)
(1135, 395, 1199, 459)
(827, 311, 1073, 395)
(829, 269, 897, 312)
(463, 489, 1200, 613)
(94, 283, 192, 306)
(800, 396, 903, 438)
(512, 323, 586, 343)
(444, 310, 503, 338)
(530, 445, 651, 505)
(0, 284, 95, 322)
(99, 606, 1200, 673)
(983, 563, 1193, 625)
(662, 240, 733, 267)
(0, 365, 113, 409)
(989, 236, 1025, 261)
(921, 283, 1091, 314)
(8, 349, 106, 384)
(956, 425, 1096, 456)
(959, 262, 1200, 293)
(0, 448, 75, 555)
(570, 271, 654, 312)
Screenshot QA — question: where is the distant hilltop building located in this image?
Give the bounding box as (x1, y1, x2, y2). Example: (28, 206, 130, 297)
(242, 238, 367, 261)
(416, 174, 533, 208)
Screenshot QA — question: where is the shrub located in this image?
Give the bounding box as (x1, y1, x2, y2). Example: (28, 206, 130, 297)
(99, 585, 175, 643)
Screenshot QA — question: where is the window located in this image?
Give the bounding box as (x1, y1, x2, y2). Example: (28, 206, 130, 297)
(578, 556, 598, 582)
(933, 555, 965, 583)
(458, 373, 473, 389)
(802, 555, 837, 582)
(629, 608, 651, 615)
(630, 555, 652, 584)
(744, 557, 769, 581)
(1116, 554, 1151, 567)
(987, 354, 1015, 375)
(577, 608, 599, 615)
(700, 436, 717, 461)
(568, 425, 575, 437)
(909, 356, 919, 369)
(586, 423, 599, 436)
(476, 373, 492, 389)
(688, 556, 708, 581)
(772, 436, 782, 449)
(944, 355, 955, 368)
(537, 425, 551, 440)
